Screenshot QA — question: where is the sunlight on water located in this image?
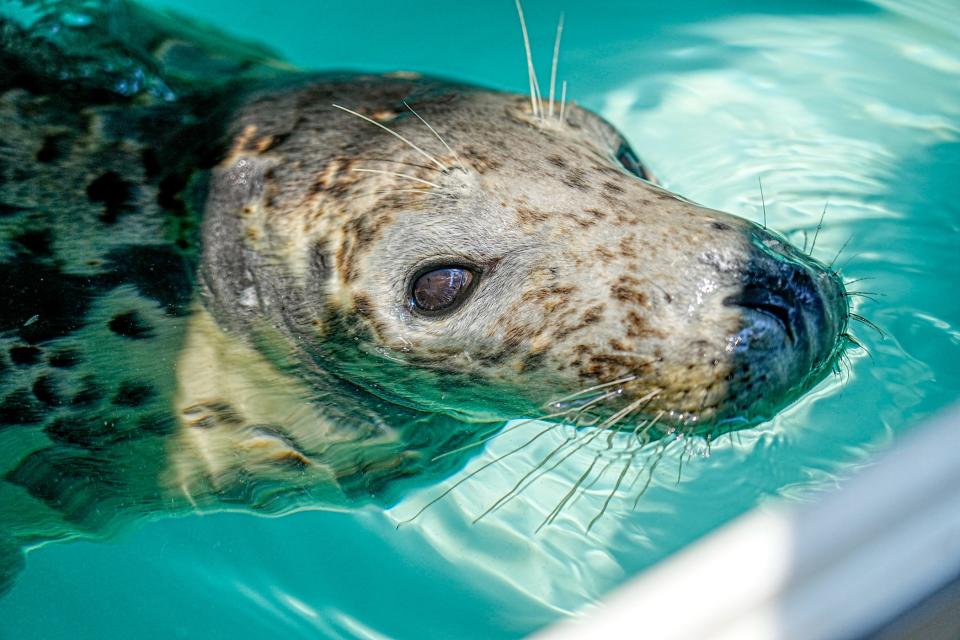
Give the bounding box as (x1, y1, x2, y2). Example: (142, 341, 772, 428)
(1, 1, 958, 638)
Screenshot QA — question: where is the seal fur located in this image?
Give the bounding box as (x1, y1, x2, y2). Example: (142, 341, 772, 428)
(0, 0, 849, 591)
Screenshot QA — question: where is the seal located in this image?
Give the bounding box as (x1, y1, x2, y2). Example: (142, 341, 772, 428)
(0, 1, 850, 591)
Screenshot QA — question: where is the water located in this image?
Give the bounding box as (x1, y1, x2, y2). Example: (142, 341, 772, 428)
(1, 0, 958, 638)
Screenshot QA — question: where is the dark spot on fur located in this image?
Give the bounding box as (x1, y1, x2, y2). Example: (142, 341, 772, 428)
(112, 381, 154, 407)
(0, 256, 97, 344)
(516, 205, 550, 225)
(9, 345, 41, 365)
(617, 236, 638, 259)
(108, 311, 154, 339)
(519, 351, 547, 372)
(462, 145, 502, 173)
(86, 171, 135, 224)
(581, 305, 605, 325)
(603, 181, 625, 194)
(594, 246, 615, 261)
(601, 191, 627, 209)
(547, 155, 567, 169)
(0, 389, 44, 426)
(6, 448, 122, 525)
(611, 284, 648, 306)
(32, 374, 68, 406)
(309, 240, 331, 278)
(141, 148, 161, 178)
(0, 202, 29, 217)
(48, 349, 81, 368)
(103, 245, 195, 315)
(157, 174, 187, 216)
(12, 228, 53, 258)
(711, 221, 733, 232)
(562, 168, 590, 192)
(625, 311, 658, 339)
(35, 133, 71, 163)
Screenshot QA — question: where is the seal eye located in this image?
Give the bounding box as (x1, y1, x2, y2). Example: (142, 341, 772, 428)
(615, 142, 647, 180)
(411, 267, 476, 315)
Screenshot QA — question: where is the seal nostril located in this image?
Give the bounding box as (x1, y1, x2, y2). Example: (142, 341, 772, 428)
(749, 301, 795, 342)
(724, 287, 797, 342)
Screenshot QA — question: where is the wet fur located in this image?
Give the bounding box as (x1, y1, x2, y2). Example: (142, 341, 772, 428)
(0, 2, 848, 592)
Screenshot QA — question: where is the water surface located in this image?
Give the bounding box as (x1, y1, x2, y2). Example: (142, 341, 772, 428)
(1, 1, 958, 638)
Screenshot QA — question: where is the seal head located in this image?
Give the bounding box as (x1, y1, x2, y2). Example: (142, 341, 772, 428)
(202, 76, 848, 438)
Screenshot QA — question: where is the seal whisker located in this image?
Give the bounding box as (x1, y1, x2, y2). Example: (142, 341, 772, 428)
(843, 332, 874, 364)
(342, 188, 436, 203)
(332, 104, 449, 172)
(568, 421, 624, 510)
(472, 428, 579, 523)
(836, 251, 865, 274)
(537, 446, 602, 532)
(397, 420, 561, 527)
(848, 312, 884, 337)
(546, 374, 637, 409)
(758, 176, 768, 229)
(431, 398, 603, 462)
(478, 399, 619, 521)
(402, 100, 466, 174)
(828, 233, 855, 270)
(351, 168, 442, 189)
(547, 12, 564, 119)
(559, 80, 568, 124)
(676, 437, 690, 485)
(587, 449, 634, 533)
(432, 388, 619, 462)
(570, 449, 619, 510)
(808, 200, 829, 256)
(353, 157, 440, 172)
(596, 390, 660, 431)
(530, 394, 653, 530)
(631, 439, 669, 509)
(514, 0, 543, 119)
(844, 291, 882, 302)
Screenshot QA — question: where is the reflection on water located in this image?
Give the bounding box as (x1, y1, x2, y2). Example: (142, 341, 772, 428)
(1, 1, 959, 639)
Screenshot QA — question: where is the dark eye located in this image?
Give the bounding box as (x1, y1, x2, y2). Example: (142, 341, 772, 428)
(410, 266, 476, 315)
(615, 142, 649, 180)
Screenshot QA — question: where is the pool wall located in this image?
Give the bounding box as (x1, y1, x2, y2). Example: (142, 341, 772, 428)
(537, 402, 960, 639)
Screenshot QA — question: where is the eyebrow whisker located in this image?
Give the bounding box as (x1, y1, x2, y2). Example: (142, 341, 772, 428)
(352, 168, 442, 189)
(402, 100, 467, 174)
(548, 12, 564, 119)
(559, 80, 568, 124)
(332, 103, 449, 173)
(514, 0, 543, 119)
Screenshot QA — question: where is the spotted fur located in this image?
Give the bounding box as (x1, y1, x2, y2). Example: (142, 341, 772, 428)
(0, 2, 848, 592)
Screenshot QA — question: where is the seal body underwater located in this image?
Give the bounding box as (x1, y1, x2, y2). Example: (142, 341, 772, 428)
(0, 1, 848, 592)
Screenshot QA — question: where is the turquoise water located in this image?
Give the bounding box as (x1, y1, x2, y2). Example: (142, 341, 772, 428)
(2, 0, 959, 638)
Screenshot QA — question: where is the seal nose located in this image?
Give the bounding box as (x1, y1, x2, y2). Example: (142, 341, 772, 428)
(723, 231, 847, 370)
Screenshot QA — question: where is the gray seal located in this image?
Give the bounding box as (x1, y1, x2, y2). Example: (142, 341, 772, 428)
(0, 1, 848, 591)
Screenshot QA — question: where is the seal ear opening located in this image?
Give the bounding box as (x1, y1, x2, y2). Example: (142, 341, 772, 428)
(0, 534, 25, 596)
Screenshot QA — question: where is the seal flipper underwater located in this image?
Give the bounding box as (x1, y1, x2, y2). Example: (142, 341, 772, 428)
(1, 0, 850, 593)
(0, 0, 279, 590)
(0, 2, 497, 587)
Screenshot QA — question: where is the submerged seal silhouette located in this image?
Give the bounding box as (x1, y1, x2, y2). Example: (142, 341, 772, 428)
(0, 1, 849, 590)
